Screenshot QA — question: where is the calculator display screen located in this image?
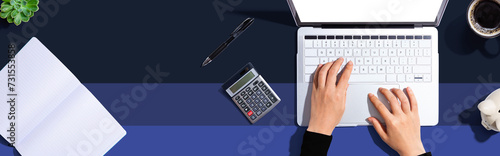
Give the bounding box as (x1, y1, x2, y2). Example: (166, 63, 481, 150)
(230, 72, 255, 93)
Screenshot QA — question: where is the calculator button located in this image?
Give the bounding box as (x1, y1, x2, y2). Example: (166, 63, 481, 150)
(235, 96, 241, 100)
(266, 102, 272, 108)
(244, 107, 250, 112)
(257, 102, 263, 108)
(249, 103, 255, 107)
(241, 91, 247, 96)
(252, 107, 259, 112)
(248, 91, 254, 96)
(259, 95, 266, 100)
(262, 98, 269, 103)
(247, 111, 253, 116)
(264, 90, 271, 95)
(254, 99, 261, 103)
(246, 87, 252, 92)
(262, 86, 268, 91)
(241, 104, 247, 108)
(243, 95, 249, 100)
(253, 86, 259, 91)
(256, 90, 262, 95)
(268, 95, 278, 103)
(253, 80, 259, 85)
(260, 106, 267, 111)
(250, 115, 257, 120)
(256, 111, 262, 116)
(258, 82, 264, 87)
(246, 99, 252, 104)
(251, 95, 257, 99)
(237, 99, 244, 104)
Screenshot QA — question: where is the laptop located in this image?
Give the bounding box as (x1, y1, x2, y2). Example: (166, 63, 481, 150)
(291, 0, 448, 126)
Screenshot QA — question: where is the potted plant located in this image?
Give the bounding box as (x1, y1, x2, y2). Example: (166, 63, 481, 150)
(0, 0, 39, 26)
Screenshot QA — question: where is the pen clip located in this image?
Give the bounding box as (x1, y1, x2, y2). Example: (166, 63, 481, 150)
(231, 18, 254, 37)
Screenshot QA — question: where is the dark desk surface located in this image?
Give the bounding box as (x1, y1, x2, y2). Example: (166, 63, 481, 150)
(1, 0, 499, 84)
(0, 0, 500, 155)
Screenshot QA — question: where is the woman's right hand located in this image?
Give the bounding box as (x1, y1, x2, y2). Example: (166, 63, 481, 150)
(367, 87, 426, 156)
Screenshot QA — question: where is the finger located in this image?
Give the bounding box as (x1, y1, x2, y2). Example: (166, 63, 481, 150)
(336, 60, 353, 90)
(369, 93, 392, 119)
(368, 117, 388, 141)
(317, 62, 334, 88)
(406, 87, 418, 113)
(392, 88, 410, 114)
(379, 88, 402, 114)
(325, 58, 344, 88)
(312, 64, 323, 90)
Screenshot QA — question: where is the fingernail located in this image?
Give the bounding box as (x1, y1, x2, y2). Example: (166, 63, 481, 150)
(368, 93, 373, 97)
(348, 61, 353, 65)
(407, 87, 412, 92)
(337, 57, 343, 61)
(366, 118, 372, 123)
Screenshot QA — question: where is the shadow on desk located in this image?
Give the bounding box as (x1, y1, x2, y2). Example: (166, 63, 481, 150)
(0, 138, 21, 156)
(0, 20, 10, 30)
(367, 127, 399, 156)
(444, 13, 500, 58)
(288, 126, 399, 156)
(289, 126, 306, 156)
(459, 94, 498, 142)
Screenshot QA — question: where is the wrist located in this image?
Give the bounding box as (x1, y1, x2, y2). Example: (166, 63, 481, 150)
(398, 146, 426, 156)
(307, 125, 334, 136)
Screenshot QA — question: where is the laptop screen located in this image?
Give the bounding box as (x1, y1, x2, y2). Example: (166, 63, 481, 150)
(290, 0, 447, 25)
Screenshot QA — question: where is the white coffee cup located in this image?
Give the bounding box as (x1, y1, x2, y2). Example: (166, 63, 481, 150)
(467, 0, 500, 38)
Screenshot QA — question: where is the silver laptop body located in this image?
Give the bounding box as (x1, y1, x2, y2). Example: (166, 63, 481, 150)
(291, 0, 449, 126)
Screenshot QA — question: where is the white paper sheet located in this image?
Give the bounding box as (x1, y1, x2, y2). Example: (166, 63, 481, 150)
(0, 37, 126, 155)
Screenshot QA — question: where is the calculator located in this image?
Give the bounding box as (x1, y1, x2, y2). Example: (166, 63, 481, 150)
(222, 62, 281, 124)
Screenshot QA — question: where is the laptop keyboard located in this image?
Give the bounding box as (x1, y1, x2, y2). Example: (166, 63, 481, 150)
(303, 35, 433, 83)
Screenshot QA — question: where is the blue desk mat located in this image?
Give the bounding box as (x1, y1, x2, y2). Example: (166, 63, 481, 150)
(84, 83, 500, 127)
(1, 125, 497, 155)
(0, 83, 499, 155)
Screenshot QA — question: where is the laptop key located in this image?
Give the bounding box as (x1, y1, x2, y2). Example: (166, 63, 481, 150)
(349, 75, 385, 82)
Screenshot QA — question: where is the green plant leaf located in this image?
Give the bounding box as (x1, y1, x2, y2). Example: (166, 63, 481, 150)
(22, 8, 29, 16)
(0, 11, 11, 18)
(20, 14, 28, 22)
(1, 2, 11, 8)
(25, 4, 37, 12)
(10, 9, 17, 18)
(13, 13, 21, 25)
(6, 16, 13, 23)
(27, 0, 37, 5)
(1, 4, 13, 12)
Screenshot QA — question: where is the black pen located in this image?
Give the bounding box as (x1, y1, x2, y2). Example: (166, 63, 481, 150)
(201, 18, 254, 67)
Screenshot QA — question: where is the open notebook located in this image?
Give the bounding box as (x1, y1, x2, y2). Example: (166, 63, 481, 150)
(0, 38, 126, 155)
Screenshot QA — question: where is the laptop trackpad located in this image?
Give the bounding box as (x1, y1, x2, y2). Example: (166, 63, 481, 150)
(340, 84, 399, 126)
